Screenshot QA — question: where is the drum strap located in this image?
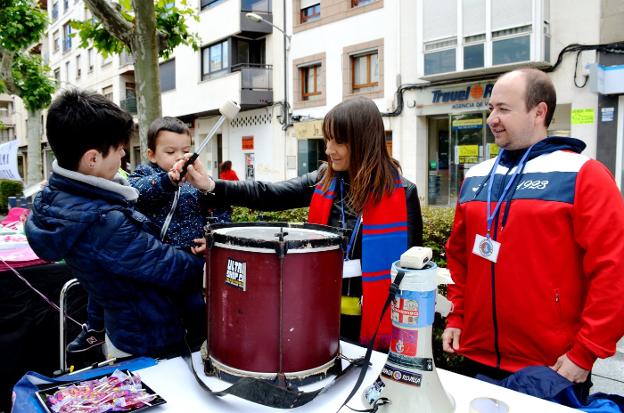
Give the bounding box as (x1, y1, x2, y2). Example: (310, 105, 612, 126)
(336, 269, 407, 413)
(181, 339, 365, 409)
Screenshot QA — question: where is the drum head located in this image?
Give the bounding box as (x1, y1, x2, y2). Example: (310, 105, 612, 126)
(207, 222, 344, 250)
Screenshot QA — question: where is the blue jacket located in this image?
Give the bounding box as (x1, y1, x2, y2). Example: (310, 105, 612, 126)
(25, 163, 204, 357)
(129, 163, 211, 249)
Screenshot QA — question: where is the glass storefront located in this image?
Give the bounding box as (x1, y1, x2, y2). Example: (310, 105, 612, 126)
(428, 111, 496, 206)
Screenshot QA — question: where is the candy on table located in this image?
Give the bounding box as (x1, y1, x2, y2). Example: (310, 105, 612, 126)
(44, 369, 158, 413)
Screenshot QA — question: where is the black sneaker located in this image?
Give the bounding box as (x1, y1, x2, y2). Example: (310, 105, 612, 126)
(66, 324, 105, 353)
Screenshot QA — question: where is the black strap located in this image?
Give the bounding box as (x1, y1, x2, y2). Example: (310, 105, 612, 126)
(336, 269, 407, 413)
(182, 339, 363, 409)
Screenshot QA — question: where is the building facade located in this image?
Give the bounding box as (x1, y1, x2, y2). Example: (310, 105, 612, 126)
(20, 0, 624, 201)
(290, 0, 623, 206)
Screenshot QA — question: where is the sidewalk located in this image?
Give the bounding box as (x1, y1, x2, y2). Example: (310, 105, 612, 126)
(591, 338, 624, 395)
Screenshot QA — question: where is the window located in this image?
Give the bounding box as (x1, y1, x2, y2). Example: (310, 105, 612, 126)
(53, 31, 60, 53)
(352, 0, 375, 6)
(301, 64, 321, 99)
(88, 48, 94, 72)
(424, 38, 457, 75)
(54, 68, 60, 83)
(64, 61, 70, 82)
(51, 1, 58, 20)
(63, 0, 69, 12)
(160, 59, 176, 92)
(201, 40, 229, 80)
(75, 55, 81, 79)
(300, 3, 320, 23)
(200, 0, 224, 10)
(102, 85, 113, 101)
(492, 25, 531, 65)
(351, 51, 378, 89)
(63, 23, 72, 52)
(463, 34, 485, 70)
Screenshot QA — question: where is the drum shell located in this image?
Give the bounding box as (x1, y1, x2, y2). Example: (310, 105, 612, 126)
(206, 225, 343, 375)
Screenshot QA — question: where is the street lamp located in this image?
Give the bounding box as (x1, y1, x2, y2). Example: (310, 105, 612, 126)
(245, 12, 291, 131)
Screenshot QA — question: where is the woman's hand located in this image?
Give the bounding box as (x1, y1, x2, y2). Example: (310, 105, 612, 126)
(190, 238, 206, 255)
(172, 155, 215, 193)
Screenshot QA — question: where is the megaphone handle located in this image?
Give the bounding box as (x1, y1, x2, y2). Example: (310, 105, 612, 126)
(179, 152, 199, 179)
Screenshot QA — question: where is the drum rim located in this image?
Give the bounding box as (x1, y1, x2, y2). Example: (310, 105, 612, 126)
(205, 222, 346, 250)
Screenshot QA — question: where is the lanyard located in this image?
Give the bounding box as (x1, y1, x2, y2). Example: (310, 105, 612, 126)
(339, 178, 361, 260)
(486, 145, 534, 238)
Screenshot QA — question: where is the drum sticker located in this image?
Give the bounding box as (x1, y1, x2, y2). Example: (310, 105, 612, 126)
(390, 328, 418, 357)
(225, 258, 247, 291)
(381, 364, 422, 387)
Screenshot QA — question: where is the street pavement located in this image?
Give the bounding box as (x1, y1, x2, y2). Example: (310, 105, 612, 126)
(591, 338, 624, 396)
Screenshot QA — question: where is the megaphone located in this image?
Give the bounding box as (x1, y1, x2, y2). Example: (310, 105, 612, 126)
(362, 246, 455, 412)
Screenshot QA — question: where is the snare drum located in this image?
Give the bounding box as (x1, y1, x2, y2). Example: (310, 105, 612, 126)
(204, 222, 345, 384)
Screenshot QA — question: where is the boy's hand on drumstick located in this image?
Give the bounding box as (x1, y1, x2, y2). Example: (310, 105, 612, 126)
(172, 155, 215, 194)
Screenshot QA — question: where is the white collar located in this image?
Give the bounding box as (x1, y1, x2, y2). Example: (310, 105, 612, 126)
(52, 160, 139, 202)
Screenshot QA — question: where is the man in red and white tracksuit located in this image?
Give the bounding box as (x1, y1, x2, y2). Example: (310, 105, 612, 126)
(442, 68, 624, 389)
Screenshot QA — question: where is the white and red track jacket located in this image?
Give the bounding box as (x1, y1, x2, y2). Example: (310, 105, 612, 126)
(445, 137, 624, 372)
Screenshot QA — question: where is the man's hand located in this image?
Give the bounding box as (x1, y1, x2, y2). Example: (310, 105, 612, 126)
(442, 327, 461, 353)
(550, 354, 590, 383)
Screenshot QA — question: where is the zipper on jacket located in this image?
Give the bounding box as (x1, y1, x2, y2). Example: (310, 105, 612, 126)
(490, 173, 507, 369)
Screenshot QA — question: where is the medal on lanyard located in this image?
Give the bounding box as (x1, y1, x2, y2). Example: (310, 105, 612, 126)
(340, 179, 363, 278)
(472, 146, 534, 263)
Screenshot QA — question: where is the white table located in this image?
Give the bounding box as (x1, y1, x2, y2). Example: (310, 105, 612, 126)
(137, 342, 577, 412)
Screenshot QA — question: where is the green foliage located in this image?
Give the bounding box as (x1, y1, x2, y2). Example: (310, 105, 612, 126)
(73, 0, 200, 59)
(0, 1, 55, 110)
(421, 206, 455, 267)
(71, 19, 127, 58)
(155, 0, 200, 59)
(0, 0, 47, 51)
(231, 207, 310, 223)
(11, 54, 55, 111)
(0, 179, 23, 213)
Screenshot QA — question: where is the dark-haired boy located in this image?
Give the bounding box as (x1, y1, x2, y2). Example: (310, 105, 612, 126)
(25, 89, 204, 357)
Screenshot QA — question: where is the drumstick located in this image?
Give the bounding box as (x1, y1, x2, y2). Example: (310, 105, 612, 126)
(179, 100, 241, 179)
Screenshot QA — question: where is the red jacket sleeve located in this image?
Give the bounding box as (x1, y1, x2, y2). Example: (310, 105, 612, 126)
(567, 159, 624, 369)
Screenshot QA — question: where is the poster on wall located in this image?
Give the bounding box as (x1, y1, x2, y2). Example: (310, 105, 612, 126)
(0, 140, 21, 181)
(245, 153, 255, 181)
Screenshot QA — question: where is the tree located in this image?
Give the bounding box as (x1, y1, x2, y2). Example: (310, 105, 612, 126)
(0, 0, 56, 186)
(73, 0, 199, 159)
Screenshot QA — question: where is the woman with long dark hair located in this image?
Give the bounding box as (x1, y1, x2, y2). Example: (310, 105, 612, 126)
(183, 97, 423, 350)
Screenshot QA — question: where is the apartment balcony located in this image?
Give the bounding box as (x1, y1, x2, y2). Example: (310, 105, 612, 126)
(0, 115, 15, 127)
(161, 63, 273, 118)
(232, 63, 273, 108)
(240, 0, 273, 38)
(198, 0, 273, 45)
(119, 51, 135, 75)
(120, 97, 137, 114)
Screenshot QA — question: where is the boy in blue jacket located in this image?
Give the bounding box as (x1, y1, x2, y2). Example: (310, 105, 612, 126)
(25, 89, 204, 358)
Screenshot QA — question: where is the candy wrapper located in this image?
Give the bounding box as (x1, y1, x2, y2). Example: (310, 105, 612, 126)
(35, 369, 166, 413)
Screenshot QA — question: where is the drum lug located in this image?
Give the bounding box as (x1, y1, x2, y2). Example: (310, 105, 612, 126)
(205, 229, 215, 248)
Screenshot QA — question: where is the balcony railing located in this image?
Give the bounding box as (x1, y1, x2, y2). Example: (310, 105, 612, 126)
(232, 63, 273, 90)
(0, 115, 15, 127)
(242, 0, 271, 13)
(120, 51, 135, 67)
(120, 97, 137, 114)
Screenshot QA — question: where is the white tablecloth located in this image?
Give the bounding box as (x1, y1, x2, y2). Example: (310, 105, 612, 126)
(136, 342, 577, 412)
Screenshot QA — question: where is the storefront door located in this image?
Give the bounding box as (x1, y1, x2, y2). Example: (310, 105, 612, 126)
(428, 112, 497, 206)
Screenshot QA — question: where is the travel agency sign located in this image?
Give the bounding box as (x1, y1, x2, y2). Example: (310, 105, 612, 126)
(416, 81, 495, 115)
